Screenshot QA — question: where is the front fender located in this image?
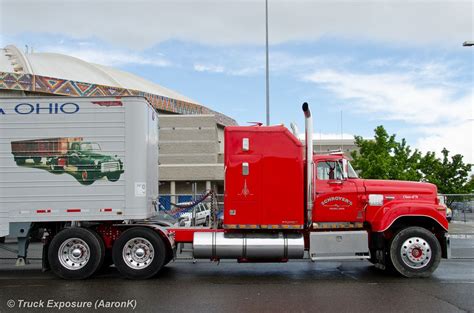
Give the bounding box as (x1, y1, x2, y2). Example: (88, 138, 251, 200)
(369, 201, 448, 232)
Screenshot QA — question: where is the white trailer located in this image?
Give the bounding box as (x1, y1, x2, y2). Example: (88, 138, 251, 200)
(0, 96, 174, 279)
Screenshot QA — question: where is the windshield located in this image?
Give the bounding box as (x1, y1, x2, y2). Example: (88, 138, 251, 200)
(80, 143, 101, 151)
(347, 161, 359, 179)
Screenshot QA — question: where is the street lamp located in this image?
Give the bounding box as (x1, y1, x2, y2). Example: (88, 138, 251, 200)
(265, 0, 270, 126)
(463, 41, 474, 46)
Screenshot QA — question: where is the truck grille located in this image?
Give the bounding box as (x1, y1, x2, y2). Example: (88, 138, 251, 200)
(101, 162, 120, 173)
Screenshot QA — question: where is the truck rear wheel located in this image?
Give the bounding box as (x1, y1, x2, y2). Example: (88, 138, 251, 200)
(112, 227, 166, 279)
(389, 226, 441, 278)
(48, 228, 105, 279)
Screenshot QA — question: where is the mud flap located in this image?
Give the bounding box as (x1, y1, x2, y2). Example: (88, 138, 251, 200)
(42, 243, 50, 272)
(441, 233, 451, 259)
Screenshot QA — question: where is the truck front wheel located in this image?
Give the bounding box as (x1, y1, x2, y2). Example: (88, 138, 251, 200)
(389, 226, 441, 278)
(112, 227, 166, 279)
(107, 172, 121, 182)
(48, 228, 105, 279)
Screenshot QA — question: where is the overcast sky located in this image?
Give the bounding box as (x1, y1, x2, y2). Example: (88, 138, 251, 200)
(0, 0, 473, 163)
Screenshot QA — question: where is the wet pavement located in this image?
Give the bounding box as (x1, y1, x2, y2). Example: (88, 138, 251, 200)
(0, 255, 473, 313)
(1, 224, 473, 313)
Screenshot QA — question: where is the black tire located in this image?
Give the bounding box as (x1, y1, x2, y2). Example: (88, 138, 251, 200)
(15, 157, 26, 165)
(112, 227, 167, 279)
(205, 216, 210, 227)
(48, 228, 105, 279)
(97, 249, 114, 272)
(32, 157, 41, 164)
(107, 172, 121, 182)
(389, 226, 441, 278)
(0, 236, 5, 243)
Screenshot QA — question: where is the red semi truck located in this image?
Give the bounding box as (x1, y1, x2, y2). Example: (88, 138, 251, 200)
(1, 100, 450, 280)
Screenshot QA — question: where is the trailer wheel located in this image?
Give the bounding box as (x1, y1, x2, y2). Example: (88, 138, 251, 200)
(112, 227, 166, 279)
(32, 157, 41, 164)
(389, 226, 441, 278)
(15, 157, 26, 165)
(48, 228, 105, 279)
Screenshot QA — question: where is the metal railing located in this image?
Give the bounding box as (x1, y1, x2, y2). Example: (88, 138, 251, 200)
(158, 193, 224, 227)
(158, 193, 474, 224)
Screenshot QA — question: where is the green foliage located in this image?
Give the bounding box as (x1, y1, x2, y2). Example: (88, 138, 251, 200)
(351, 126, 473, 195)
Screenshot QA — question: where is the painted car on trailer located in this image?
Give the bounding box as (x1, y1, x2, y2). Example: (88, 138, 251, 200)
(11, 137, 124, 185)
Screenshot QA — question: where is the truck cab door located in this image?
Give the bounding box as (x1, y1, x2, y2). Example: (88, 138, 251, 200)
(313, 160, 363, 223)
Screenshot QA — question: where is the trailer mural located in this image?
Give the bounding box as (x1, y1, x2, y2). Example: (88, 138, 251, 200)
(11, 137, 124, 185)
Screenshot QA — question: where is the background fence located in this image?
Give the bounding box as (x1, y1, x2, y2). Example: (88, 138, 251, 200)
(441, 194, 474, 223)
(158, 193, 474, 224)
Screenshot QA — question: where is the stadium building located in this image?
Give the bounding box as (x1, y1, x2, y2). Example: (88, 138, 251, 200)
(0, 44, 236, 203)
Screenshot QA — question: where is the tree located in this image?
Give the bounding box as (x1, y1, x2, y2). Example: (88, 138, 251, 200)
(350, 126, 422, 181)
(420, 148, 474, 195)
(351, 126, 474, 201)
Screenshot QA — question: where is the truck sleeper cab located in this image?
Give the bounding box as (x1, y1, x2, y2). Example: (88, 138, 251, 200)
(186, 103, 449, 278)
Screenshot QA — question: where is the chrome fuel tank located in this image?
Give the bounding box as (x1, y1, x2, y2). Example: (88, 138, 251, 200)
(193, 232, 304, 259)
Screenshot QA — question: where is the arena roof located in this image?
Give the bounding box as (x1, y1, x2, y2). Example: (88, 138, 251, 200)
(0, 45, 237, 126)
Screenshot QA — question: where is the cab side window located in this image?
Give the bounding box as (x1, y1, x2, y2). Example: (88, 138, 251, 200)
(317, 161, 343, 180)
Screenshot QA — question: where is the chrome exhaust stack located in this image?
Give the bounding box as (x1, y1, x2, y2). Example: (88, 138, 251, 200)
(302, 102, 313, 226)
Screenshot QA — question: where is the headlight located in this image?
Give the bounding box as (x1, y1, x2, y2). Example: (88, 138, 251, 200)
(94, 160, 100, 166)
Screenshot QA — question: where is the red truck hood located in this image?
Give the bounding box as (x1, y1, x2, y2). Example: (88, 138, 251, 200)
(362, 179, 437, 199)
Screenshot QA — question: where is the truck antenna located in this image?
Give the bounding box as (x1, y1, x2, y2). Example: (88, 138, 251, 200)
(340, 110, 344, 152)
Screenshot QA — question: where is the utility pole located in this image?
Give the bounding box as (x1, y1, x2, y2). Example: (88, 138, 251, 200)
(265, 0, 270, 126)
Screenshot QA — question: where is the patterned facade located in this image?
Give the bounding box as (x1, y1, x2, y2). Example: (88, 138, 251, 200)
(0, 71, 237, 126)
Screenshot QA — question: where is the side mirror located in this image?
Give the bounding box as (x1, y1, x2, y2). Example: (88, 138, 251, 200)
(341, 159, 348, 179)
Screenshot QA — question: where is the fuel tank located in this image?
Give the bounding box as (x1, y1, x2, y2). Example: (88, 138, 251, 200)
(193, 232, 305, 260)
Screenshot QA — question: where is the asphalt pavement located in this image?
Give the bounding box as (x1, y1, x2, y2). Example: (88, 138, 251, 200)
(0, 223, 473, 313)
(0, 252, 473, 313)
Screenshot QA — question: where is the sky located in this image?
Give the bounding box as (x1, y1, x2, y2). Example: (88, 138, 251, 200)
(0, 0, 473, 164)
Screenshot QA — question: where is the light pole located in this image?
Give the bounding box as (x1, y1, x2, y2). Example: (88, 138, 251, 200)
(463, 41, 474, 46)
(265, 0, 270, 126)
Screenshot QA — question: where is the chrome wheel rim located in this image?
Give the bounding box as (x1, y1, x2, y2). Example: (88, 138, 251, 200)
(400, 236, 431, 269)
(58, 238, 90, 270)
(122, 237, 154, 270)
